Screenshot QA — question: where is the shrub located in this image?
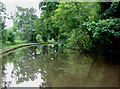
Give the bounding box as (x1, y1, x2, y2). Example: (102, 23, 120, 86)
(36, 34, 43, 43)
(84, 18, 120, 49)
(67, 29, 92, 51)
(7, 29, 15, 43)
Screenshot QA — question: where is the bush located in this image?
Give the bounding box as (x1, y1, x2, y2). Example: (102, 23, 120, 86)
(85, 18, 120, 38)
(66, 29, 92, 51)
(7, 29, 15, 43)
(84, 18, 120, 50)
(1, 29, 7, 43)
(15, 30, 24, 41)
(36, 34, 43, 43)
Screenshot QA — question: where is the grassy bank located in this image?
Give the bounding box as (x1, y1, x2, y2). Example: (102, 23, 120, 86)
(0, 40, 29, 48)
(0, 40, 37, 54)
(0, 43, 36, 54)
(0, 41, 61, 55)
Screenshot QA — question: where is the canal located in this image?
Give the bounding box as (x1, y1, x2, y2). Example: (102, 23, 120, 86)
(1, 44, 119, 88)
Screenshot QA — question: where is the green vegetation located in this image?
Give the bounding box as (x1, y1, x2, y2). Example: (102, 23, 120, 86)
(0, 2, 6, 44)
(11, 6, 37, 42)
(0, 42, 35, 54)
(0, 1, 120, 57)
(35, 1, 120, 56)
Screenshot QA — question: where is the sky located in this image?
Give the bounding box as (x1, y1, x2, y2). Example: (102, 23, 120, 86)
(0, 0, 41, 28)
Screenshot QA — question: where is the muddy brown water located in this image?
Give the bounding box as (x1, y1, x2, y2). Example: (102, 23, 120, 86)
(0, 44, 119, 88)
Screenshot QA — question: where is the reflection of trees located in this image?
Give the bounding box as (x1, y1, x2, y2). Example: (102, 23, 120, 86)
(38, 48, 118, 87)
(11, 46, 40, 84)
(2, 45, 60, 87)
(2, 45, 118, 88)
(40, 52, 94, 87)
(2, 47, 39, 87)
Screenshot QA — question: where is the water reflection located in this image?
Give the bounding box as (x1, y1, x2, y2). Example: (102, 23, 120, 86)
(1, 44, 119, 88)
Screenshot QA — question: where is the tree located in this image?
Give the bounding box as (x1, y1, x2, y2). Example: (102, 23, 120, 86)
(0, 1, 7, 43)
(52, 2, 100, 50)
(12, 6, 37, 42)
(35, 2, 59, 42)
(0, 1, 6, 29)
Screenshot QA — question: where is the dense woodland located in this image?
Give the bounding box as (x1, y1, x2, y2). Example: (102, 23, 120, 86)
(0, 1, 120, 58)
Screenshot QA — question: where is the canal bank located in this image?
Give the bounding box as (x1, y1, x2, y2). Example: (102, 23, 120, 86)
(0, 42, 61, 55)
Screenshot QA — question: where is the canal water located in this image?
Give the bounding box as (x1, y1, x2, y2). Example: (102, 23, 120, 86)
(1, 44, 119, 88)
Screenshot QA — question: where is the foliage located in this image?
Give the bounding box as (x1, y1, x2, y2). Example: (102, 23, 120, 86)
(12, 6, 37, 42)
(67, 30, 92, 51)
(36, 34, 43, 43)
(7, 29, 15, 43)
(15, 30, 24, 41)
(35, 2, 59, 42)
(99, 2, 120, 19)
(84, 18, 120, 50)
(1, 1, 120, 55)
(0, 2, 7, 43)
(0, 1, 6, 29)
(1, 29, 7, 43)
(51, 2, 100, 50)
